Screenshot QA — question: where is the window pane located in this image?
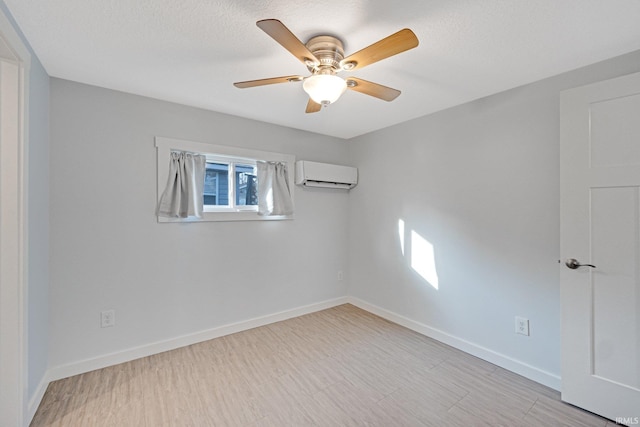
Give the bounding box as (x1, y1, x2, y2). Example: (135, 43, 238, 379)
(204, 162, 229, 206)
(235, 164, 257, 206)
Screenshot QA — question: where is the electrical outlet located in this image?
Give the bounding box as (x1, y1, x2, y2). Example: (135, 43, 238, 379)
(515, 316, 529, 336)
(337, 270, 344, 281)
(101, 309, 115, 328)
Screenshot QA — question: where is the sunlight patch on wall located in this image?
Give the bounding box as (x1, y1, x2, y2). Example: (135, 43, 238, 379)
(411, 230, 439, 289)
(398, 219, 405, 256)
(398, 219, 439, 290)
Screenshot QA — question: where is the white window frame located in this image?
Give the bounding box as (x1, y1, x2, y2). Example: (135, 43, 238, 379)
(155, 136, 295, 222)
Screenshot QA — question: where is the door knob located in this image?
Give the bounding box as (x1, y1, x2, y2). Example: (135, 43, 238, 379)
(565, 258, 596, 269)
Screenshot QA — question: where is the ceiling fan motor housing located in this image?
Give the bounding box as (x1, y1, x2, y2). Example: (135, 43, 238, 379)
(305, 35, 345, 74)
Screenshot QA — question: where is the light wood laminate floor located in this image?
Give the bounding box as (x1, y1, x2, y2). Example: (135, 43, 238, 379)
(31, 304, 615, 426)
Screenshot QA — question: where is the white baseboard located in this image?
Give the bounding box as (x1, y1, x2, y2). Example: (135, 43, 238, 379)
(44, 294, 560, 395)
(26, 374, 50, 426)
(47, 296, 349, 382)
(347, 296, 561, 391)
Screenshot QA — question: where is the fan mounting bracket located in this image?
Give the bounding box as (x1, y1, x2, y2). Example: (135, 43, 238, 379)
(304, 35, 345, 74)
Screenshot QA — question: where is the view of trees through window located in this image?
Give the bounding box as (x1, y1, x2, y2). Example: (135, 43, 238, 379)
(204, 162, 257, 207)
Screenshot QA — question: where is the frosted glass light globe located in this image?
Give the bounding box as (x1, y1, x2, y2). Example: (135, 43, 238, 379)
(303, 74, 347, 105)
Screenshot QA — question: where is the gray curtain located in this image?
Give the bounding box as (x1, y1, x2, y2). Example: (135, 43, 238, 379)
(157, 151, 206, 218)
(257, 161, 294, 216)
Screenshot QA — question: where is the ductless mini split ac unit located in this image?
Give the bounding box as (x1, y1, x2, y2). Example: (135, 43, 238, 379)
(295, 160, 358, 189)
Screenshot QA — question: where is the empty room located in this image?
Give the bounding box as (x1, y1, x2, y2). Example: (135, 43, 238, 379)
(1, 1, 639, 426)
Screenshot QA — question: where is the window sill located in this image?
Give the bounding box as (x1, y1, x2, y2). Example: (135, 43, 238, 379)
(157, 211, 293, 223)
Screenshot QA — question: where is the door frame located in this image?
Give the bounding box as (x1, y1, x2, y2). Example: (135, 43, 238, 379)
(0, 8, 31, 427)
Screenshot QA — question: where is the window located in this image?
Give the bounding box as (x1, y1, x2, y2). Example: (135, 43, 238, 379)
(156, 137, 295, 222)
(203, 158, 258, 211)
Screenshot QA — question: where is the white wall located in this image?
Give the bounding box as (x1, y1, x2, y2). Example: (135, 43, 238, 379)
(48, 79, 350, 372)
(348, 50, 640, 386)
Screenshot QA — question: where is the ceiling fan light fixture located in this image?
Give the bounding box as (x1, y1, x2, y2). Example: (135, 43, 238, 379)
(303, 74, 347, 106)
(234, 20, 419, 113)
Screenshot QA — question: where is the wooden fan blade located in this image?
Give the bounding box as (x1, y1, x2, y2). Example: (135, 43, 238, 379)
(340, 29, 418, 71)
(257, 19, 319, 66)
(305, 98, 322, 113)
(346, 77, 401, 101)
(234, 75, 304, 88)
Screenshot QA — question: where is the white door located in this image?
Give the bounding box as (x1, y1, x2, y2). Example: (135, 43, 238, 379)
(560, 71, 640, 424)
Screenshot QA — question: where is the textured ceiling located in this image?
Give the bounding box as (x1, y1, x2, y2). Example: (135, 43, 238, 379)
(6, 0, 640, 139)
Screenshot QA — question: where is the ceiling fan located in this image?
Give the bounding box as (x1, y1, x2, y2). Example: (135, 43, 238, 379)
(233, 19, 419, 113)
